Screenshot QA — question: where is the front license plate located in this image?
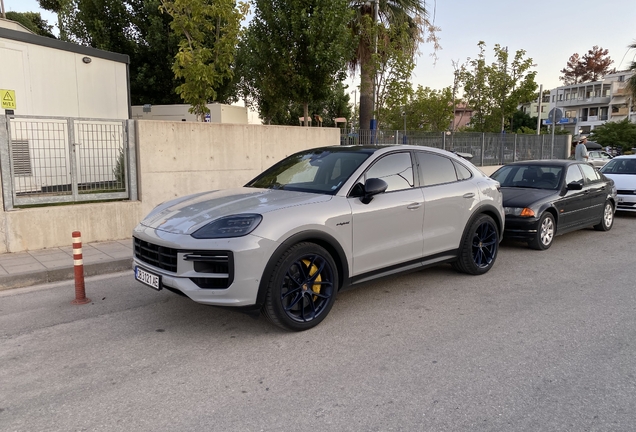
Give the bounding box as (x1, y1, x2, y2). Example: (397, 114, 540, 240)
(135, 266, 161, 291)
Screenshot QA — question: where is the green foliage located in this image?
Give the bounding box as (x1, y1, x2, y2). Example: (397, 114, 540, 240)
(238, 0, 352, 125)
(266, 82, 352, 127)
(589, 119, 636, 152)
(5, 11, 56, 38)
(383, 86, 453, 132)
(458, 42, 537, 133)
(160, 0, 248, 120)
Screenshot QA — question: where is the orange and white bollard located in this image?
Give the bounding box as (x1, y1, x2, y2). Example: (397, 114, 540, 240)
(71, 231, 91, 305)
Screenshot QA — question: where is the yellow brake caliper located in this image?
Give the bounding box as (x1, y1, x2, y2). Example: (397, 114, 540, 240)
(302, 259, 321, 300)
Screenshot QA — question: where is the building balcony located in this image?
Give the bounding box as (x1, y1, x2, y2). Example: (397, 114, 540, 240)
(556, 96, 611, 107)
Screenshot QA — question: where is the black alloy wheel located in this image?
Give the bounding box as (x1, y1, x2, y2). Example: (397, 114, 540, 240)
(263, 243, 338, 331)
(593, 201, 614, 231)
(453, 214, 499, 275)
(529, 212, 555, 250)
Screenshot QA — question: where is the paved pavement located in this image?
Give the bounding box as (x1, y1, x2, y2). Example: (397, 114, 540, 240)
(0, 239, 133, 290)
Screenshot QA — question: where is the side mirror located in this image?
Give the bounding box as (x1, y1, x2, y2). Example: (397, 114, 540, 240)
(567, 181, 583, 191)
(361, 178, 388, 204)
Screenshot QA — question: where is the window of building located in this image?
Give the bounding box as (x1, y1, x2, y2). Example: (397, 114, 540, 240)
(589, 107, 598, 116)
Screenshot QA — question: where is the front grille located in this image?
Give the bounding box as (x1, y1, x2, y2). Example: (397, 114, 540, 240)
(617, 190, 636, 195)
(134, 237, 178, 272)
(190, 277, 230, 289)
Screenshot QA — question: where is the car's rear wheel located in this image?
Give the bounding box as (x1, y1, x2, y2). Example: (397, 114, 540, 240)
(452, 214, 499, 275)
(529, 212, 555, 250)
(593, 201, 614, 231)
(263, 242, 338, 331)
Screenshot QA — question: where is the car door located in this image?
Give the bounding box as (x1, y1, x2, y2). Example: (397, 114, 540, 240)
(416, 151, 477, 256)
(555, 164, 587, 230)
(579, 163, 607, 223)
(349, 151, 424, 276)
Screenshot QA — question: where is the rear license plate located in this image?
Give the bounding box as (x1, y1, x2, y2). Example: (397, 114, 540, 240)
(135, 266, 161, 291)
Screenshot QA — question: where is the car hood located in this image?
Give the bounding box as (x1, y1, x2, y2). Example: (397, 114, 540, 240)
(140, 188, 332, 234)
(500, 187, 557, 208)
(603, 173, 636, 191)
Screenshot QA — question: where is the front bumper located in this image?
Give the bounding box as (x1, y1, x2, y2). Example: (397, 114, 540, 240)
(132, 225, 278, 307)
(616, 194, 636, 212)
(502, 215, 540, 240)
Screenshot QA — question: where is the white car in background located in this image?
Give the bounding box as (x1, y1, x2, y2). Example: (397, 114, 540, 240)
(587, 150, 613, 168)
(132, 145, 504, 331)
(600, 155, 636, 212)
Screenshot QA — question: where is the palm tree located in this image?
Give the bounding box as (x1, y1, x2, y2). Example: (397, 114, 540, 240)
(348, 0, 430, 132)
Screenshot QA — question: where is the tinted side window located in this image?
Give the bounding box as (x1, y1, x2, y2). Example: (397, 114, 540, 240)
(565, 165, 584, 185)
(580, 163, 600, 183)
(416, 152, 458, 186)
(453, 161, 473, 181)
(365, 152, 414, 192)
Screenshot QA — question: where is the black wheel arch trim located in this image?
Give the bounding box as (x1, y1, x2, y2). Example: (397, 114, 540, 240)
(251, 230, 350, 311)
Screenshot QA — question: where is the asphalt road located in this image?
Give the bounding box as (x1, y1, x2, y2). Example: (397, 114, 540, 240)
(2, 213, 636, 432)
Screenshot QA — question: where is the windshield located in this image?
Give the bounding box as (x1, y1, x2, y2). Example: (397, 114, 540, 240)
(246, 149, 371, 194)
(600, 158, 636, 175)
(491, 165, 563, 190)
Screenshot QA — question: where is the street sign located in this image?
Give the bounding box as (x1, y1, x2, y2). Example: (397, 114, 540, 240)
(204, 112, 211, 123)
(547, 107, 563, 123)
(1, 89, 16, 110)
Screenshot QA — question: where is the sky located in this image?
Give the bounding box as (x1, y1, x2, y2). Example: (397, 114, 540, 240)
(5, 0, 636, 97)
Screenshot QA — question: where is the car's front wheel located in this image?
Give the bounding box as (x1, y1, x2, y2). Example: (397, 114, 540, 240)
(593, 200, 614, 231)
(529, 212, 555, 250)
(453, 214, 499, 275)
(263, 243, 338, 331)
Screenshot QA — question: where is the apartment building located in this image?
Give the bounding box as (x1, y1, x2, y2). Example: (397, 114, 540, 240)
(547, 70, 634, 135)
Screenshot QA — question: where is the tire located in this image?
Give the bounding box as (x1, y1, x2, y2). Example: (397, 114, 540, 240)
(453, 214, 499, 275)
(593, 200, 614, 231)
(528, 212, 555, 250)
(263, 242, 338, 331)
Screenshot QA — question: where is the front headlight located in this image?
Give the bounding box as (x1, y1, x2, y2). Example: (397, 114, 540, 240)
(191, 214, 262, 239)
(504, 207, 535, 217)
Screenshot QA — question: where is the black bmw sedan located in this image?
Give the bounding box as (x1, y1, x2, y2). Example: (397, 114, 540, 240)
(491, 160, 616, 250)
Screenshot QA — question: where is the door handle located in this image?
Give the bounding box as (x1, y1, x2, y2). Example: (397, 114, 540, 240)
(463, 193, 475, 199)
(407, 202, 422, 210)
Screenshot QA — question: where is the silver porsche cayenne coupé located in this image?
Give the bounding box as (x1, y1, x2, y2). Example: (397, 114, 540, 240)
(133, 145, 505, 331)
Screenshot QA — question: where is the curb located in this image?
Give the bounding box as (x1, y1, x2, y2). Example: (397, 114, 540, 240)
(0, 258, 132, 291)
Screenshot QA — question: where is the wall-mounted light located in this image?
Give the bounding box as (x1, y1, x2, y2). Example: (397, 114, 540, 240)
(82, 56, 92, 64)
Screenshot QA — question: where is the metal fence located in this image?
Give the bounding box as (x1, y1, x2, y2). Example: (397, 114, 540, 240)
(339, 130, 570, 166)
(0, 115, 137, 210)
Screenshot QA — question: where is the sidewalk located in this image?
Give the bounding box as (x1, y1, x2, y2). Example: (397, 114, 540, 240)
(0, 239, 133, 290)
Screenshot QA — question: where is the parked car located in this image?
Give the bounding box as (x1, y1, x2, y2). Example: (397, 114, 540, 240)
(490, 160, 616, 250)
(599, 155, 636, 212)
(587, 150, 613, 168)
(133, 145, 504, 331)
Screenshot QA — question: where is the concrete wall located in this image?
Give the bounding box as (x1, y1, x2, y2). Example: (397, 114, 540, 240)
(0, 121, 339, 252)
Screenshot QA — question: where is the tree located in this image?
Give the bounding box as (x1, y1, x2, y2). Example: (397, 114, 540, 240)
(589, 119, 636, 153)
(559, 53, 586, 85)
(37, 0, 71, 40)
(348, 0, 437, 131)
(627, 41, 636, 100)
(383, 86, 453, 132)
(238, 0, 352, 126)
(160, 0, 248, 120)
(265, 82, 352, 127)
(5, 11, 56, 38)
(560, 46, 614, 84)
(459, 42, 537, 133)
